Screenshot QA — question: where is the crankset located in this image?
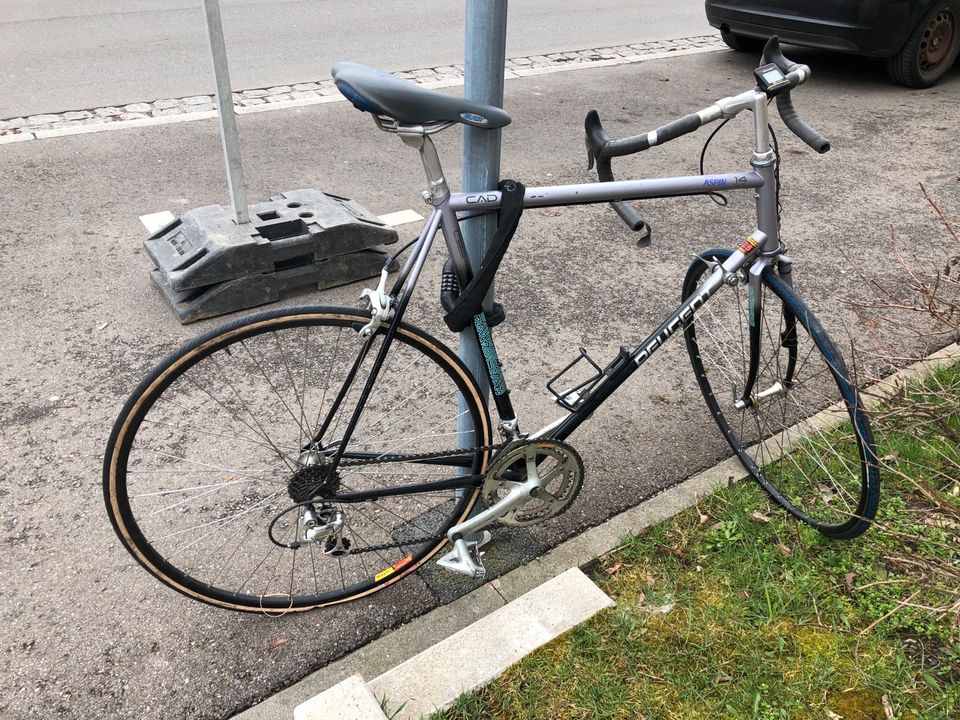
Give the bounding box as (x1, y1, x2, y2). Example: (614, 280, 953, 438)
(481, 439, 585, 526)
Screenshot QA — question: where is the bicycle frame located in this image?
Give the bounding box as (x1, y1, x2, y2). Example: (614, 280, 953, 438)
(322, 86, 787, 496)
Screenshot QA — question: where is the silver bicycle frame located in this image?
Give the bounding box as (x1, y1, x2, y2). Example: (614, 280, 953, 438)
(302, 84, 792, 576)
(375, 86, 784, 442)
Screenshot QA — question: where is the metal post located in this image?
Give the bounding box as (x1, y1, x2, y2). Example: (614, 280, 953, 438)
(458, 0, 508, 441)
(202, 0, 249, 225)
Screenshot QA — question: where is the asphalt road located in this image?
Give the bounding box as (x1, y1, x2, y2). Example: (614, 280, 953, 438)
(0, 0, 710, 118)
(1, 44, 958, 719)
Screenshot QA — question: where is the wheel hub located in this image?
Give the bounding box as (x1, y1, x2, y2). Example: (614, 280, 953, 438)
(920, 11, 955, 69)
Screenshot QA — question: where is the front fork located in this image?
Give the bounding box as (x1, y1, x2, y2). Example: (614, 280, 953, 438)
(734, 253, 798, 410)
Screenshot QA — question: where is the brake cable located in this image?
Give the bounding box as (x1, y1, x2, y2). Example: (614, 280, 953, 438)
(698, 99, 783, 227)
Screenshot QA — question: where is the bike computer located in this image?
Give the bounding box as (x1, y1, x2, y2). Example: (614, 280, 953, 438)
(754, 63, 791, 96)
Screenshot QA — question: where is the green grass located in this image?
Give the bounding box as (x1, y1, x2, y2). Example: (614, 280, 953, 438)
(432, 364, 960, 720)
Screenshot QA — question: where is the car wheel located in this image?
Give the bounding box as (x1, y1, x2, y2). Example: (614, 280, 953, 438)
(887, 2, 959, 88)
(720, 27, 766, 54)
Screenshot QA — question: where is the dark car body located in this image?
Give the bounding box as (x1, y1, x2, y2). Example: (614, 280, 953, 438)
(705, 0, 937, 58)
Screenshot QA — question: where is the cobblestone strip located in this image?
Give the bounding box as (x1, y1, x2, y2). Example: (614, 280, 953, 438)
(0, 34, 723, 140)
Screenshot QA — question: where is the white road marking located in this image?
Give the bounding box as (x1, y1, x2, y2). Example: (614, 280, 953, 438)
(377, 209, 424, 227)
(139, 211, 177, 234)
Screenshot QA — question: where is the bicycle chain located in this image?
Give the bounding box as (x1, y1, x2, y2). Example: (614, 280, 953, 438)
(348, 536, 445, 555)
(336, 442, 507, 555)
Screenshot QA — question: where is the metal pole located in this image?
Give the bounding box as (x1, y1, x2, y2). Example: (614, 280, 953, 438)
(459, 0, 508, 432)
(202, 0, 249, 225)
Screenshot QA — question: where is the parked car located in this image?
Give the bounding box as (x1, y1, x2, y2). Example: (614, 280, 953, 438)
(705, 1, 959, 87)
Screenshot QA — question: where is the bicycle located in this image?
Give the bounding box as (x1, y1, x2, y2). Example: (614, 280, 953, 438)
(103, 37, 879, 613)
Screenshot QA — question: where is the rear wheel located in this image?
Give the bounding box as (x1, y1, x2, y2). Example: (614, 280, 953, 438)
(887, 2, 959, 88)
(103, 306, 492, 612)
(683, 251, 879, 538)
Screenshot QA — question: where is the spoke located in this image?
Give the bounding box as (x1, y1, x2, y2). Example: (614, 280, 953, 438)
(239, 338, 310, 441)
(205, 518, 261, 588)
(237, 538, 283, 596)
(342, 518, 393, 566)
(349, 370, 452, 446)
(206, 354, 297, 472)
(308, 540, 322, 596)
(356, 348, 430, 417)
(311, 326, 345, 440)
(156, 490, 284, 546)
(271, 328, 314, 454)
(148, 401, 293, 454)
(352, 410, 472, 460)
(139, 477, 275, 518)
(182, 370, 291, 467)
(132, 448, 284, 482)
(338, 479, 449, 531)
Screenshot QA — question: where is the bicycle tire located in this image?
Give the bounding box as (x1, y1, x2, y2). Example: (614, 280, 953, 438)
(103, 306, 492, 612)
(682, 251, 879, 538)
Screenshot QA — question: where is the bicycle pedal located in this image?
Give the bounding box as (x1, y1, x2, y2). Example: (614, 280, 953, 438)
(436, 531, 491, 578)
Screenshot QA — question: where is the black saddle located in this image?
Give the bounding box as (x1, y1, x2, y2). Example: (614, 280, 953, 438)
(331, 62, 512, 130)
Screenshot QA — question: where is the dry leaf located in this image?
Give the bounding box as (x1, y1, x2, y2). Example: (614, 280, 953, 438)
(844, 572, 856, 592)
(605, 562, 626, 575)
(267, 638, 288, 651)
(750, 511, 771, 524)
(778, 544, 792, 558)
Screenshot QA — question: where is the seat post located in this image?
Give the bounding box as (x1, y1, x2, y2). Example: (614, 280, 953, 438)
(399, 130, 450, 203)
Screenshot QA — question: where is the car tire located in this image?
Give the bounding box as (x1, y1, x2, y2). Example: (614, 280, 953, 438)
(720, 27, 766, 54)
(886, 2, 959, 88)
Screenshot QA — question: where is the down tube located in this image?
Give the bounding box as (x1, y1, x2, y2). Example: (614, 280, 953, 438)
(548, 251, 746, 442)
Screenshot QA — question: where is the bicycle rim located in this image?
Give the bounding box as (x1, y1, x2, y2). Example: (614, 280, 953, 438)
(683, 251, 879, 538)
(103, 306, 491, 611)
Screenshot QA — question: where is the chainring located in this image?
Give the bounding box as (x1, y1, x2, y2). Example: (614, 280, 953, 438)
(481, 439, 584, 527)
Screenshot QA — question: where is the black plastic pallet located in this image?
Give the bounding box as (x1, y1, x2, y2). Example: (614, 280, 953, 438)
(150, 246, 394, 323)
(144, 188, 399, 322)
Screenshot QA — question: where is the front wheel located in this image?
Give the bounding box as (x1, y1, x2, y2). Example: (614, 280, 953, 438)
(682, 251, 879, 538)
(103, 306, 492, 612)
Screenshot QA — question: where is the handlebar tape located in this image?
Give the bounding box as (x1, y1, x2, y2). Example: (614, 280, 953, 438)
(761, 36, 793, 74)
(776, 92, 831, 154)
(761, 36, 831, 154)
(595, 154, 650, 238)
(585, 111, 650, 240)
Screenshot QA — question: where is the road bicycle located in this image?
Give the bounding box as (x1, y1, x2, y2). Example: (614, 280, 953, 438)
(103, 38, 879, 612)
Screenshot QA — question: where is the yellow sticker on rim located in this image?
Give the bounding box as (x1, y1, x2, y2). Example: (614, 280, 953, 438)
(374, 566, 395, 583)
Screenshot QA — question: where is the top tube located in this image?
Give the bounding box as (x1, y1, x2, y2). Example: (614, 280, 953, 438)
(448, 171, 764, 213)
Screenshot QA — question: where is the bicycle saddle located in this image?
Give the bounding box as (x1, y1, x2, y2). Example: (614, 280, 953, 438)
(332, 62, 511, 129)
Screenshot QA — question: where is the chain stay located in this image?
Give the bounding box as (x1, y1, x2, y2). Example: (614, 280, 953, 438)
(328, 442, 506, 555)
(338, 442, 505, 467)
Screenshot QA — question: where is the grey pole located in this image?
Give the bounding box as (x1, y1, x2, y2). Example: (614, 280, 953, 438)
(202, 0, 250, 225)
(459, 0, 508, 444)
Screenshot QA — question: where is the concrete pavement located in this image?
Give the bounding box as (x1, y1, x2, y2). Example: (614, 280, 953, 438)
(0, 47, 957, 720)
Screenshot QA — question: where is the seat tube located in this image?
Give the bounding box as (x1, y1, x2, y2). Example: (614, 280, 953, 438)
(438, 198, 474, 286)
